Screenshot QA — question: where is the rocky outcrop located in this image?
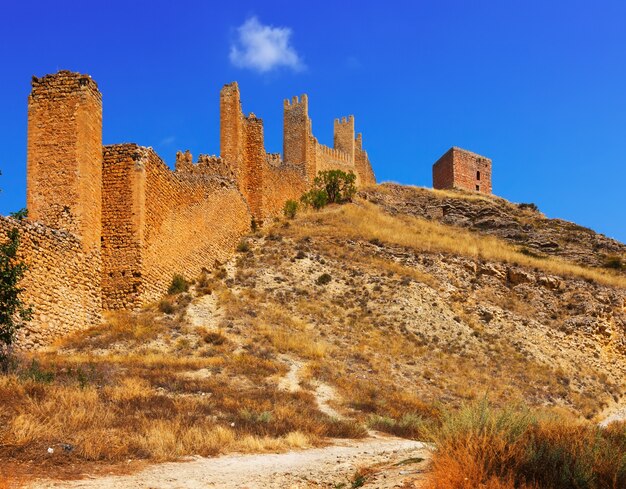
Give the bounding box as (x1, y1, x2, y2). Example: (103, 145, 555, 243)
(361, 184, 626, 270)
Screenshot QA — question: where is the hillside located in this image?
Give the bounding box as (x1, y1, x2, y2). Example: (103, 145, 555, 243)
(2, 183, 625, 488)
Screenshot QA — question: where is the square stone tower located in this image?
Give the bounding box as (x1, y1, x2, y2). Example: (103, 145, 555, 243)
(27, 71, 103, 250)
(432, 147, 492, 194)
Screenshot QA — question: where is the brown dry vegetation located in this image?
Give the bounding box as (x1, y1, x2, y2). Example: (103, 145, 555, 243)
(2, 186, 626, 485)
(298, 200, 626, 288)
(420, 401, 626, 489)
(0, 304, 363, 480)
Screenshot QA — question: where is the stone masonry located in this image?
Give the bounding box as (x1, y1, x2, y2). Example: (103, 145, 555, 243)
(4, 70, 376, 346)
(432, 147, 492, 194)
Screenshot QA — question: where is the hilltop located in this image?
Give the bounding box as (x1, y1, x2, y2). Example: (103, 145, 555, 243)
(1, 183, 625, 488)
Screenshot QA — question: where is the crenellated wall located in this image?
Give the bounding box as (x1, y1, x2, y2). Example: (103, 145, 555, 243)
(283, 93, 376, 188)
(10, 70, 376, 346)
(102, 144, 250, 309)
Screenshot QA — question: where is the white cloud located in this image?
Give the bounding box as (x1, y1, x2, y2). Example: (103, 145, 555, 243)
(159, 136, 176, 146)
(229, 16, 305, 73)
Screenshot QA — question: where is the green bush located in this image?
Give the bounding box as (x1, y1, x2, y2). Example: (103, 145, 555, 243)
(368, 413, 428, 439)
(0, 223, 32, 369)
(300, 189, 328, 210)
(168, 274, 189, 295)
(313, 169, 357, 204)
(316, 273, 332, 286)
(283, 199, 299, 219)
(299, 170, 357, 211)
(603, 255, 623, 270)
(518, 202, 539, 212)
(158, 299, 175, 314)
(236, 240, 250, 253)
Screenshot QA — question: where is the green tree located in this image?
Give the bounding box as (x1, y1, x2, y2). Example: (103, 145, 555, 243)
(0, 216, 32, 368)
(313, 170, 357, 204)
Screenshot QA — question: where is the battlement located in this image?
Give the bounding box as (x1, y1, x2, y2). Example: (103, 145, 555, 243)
(335, 116, 354, 125)
(30, 70, 101, 102)
(284, 94, 308, 108)
(318, 143, 352, 164)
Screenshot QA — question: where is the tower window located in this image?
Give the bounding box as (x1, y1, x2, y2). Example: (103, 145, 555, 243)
(476, 185, 480, 191)
(476, 171, 481, 180)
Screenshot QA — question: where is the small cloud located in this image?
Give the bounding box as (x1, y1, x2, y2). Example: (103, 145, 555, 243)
(160, 136, 176, 146)
(229, 16, 305, 73)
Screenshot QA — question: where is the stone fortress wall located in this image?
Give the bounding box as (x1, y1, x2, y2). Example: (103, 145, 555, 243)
(4, 70, 376, 346)
(0, 217, 102, 348)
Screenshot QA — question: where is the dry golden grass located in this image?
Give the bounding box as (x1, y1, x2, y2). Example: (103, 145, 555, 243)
(255, 304, 331, 359)
(378, 181, 501, 204)
(293, 201, 626, 289)
(0, 300, 368, 475)
(0, 467, 24, 489)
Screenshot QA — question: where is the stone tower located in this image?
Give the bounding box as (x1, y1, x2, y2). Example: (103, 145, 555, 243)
(432, 147, 492, 194)
(334, 116, 355, 162)
(26, 70, 103, 250)
(220, 82, 244, 177)
(283, 95, 315, 182)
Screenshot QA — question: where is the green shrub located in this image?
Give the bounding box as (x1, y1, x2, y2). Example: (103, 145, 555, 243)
(0, 224, 32, 369)
(19, 359, 55, 383)
(368, 413, 429, 438)
(603, 255, 623, 270)
(168, 274, 189, 295)
(236, 240, 250, 253)
(300, 189, 328, 210)
(158, 299, 175, 314)
(316, 273, 332, 286)
(299, 170, 357, 211)
(313, 169, 357, 204)
(518, 202, 539, 212)
(283, 199, 299, 219)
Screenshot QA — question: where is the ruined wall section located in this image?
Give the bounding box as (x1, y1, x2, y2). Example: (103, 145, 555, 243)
(102, 144, 252, 309)
(261, 161, 307, 220)
(140, 148, 251, 305)
(0, 217, 101, 348)
(175, 151, 236, 181)
(27, 71, 102, 251)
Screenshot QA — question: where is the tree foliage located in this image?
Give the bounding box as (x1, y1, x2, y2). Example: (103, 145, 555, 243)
(0, 221, 32, 367)
(313, 169, 357, 204)
(299, 170, 357, 210)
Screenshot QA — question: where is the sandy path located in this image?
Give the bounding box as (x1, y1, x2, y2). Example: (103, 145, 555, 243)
(32, 436, 429, 489)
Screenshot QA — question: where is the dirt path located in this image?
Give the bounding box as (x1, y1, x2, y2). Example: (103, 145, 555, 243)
(31, 436, 429, 489)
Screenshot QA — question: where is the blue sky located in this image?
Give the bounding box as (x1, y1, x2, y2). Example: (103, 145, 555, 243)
(1, 0, 625, 242)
